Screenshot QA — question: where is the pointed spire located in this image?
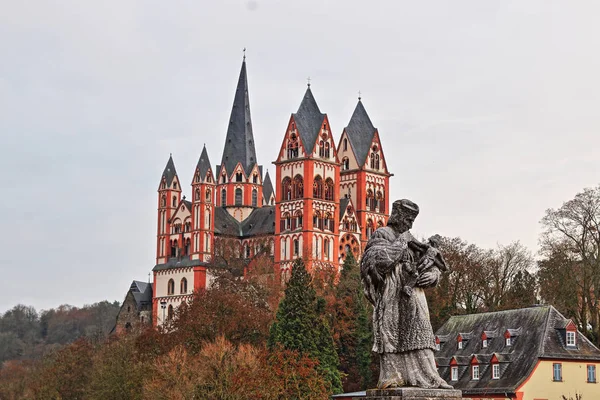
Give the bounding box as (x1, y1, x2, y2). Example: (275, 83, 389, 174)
(196, 144, 213, 181)
(345, 99, 377, 165)
(220, 58, 258, 175)
(161, 154, 178, 187)
(293, 86, 326, 152)
(262, 170, 274, 203)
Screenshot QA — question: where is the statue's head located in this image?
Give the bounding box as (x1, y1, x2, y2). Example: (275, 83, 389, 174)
(388, 199, 419, 233)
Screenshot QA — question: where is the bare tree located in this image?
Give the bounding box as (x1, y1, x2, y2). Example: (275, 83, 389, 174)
(540, 185, 600, 341)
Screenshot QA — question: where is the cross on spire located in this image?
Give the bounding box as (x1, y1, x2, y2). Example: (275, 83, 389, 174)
(307, 76, 311, 87)
(358, 90, 362, 101)
(243, 47, 246, 61)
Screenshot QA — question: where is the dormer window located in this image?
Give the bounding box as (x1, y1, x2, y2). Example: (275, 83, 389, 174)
(435, 343, 440, 351)
(457, 338, 463, 349)
(236, 173, 243, 182)
(506, 337, 511, 346)
(472, 365, 479, 380)
(565, 320, 577, 347)
(451, 366, 458, 381)
(482, 339, 488, 348)
(492, 364, 500, 380)
(566, 331, 576, 347)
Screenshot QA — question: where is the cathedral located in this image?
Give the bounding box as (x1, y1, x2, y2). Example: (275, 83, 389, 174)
(141, 57, 392, 328)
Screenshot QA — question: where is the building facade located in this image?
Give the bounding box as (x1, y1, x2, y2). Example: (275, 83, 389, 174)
(435, 305, 600, 400)
(151, 58, 392, 327)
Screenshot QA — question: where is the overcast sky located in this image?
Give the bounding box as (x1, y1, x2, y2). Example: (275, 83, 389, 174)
(1, 0, 599, 313)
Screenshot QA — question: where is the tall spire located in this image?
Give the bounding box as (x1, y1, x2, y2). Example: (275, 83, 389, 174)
(196, 145, 212, 180)
(220, 58, 258, 175)
(293, 86, 326, 152)
(344, 99, 377, 165)
(160, 154, 178, 186)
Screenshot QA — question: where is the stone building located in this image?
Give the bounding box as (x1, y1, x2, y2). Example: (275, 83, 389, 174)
(113, 280, 153, 334)
(150, 57, 392, 327)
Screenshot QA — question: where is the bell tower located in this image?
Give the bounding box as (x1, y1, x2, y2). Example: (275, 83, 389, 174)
(274, 84, 340, 277)
(156, 155, 181, 265)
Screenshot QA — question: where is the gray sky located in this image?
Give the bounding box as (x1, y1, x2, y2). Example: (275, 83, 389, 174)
(1, 0, 599, 313)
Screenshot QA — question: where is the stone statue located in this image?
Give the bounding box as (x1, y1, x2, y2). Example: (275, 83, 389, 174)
(361, 199, 453, 390)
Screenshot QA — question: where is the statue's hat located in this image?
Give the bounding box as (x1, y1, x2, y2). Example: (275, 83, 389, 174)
(393, 199, 419, 217)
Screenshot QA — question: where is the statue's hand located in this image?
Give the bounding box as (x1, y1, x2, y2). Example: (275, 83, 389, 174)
(416, 270, 439, 287)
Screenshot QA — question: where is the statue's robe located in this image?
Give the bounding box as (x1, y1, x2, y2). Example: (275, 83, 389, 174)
(361, 226, 451, 389)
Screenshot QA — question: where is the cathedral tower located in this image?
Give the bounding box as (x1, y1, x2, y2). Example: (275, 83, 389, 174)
(337, 98, 391, 251)
(190, 145, 215, 265)
(274, 85, 340, 276)
(216, 58, 263, 222)
(156, 155, 181, 265)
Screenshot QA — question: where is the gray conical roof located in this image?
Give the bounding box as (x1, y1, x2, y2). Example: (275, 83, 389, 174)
(196, 145, 212, 180)
(220, 59, 258, 175)
(293, 86, 326, 153)
(345, 99, 377, 165)
(161, 155, 178, 187)
(262, 170, 274, 202)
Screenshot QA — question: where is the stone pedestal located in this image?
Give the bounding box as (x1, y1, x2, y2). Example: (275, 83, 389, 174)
(360, 387, 462, 400)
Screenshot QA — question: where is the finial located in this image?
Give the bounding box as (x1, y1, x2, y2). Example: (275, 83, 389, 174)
(148, 272, 151, 283)
(170, 152, 172, 157)
(243, 47, 246, 61)
(307, 76, 311, 87)
(358, 90, 362, 101)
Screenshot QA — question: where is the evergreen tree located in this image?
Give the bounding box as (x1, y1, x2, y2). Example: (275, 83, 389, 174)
(333, 252, 373, 391)
(269, 259, 342, 394)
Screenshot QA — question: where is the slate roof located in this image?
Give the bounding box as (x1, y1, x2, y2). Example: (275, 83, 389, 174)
(161, 155, 178, 186)
(344, 100, 377, 166)
(220, 59, 259, 175)
(153, 256, 207, 272)
(435, 305, 600, 395)
(241, 206, 276, 237)
(196, 145, 213, 180)
(130, 280, 152, 310)
(213, 206, 275, 238)
(339, 197, 350, 221)
(262, 171, 274, 203)
(293, 86, 326, 153)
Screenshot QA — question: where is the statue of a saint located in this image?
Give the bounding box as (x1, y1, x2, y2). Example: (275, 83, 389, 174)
(361, 199, 452, 389)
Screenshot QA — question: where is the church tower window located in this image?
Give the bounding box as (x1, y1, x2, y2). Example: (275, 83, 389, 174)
(236, 173, 243, 182)
(252, 189, 258, 207)
(343, 138, 348, 151)
(342, 157, 349, 171)
(172, 196, 177, 207)
(167, 279, 175, 295)
(325, 178, 334, 201)
(313, 176, 324, 199)
(319, 140, 325, 157)
(293, 175, 304, 198)
(282, 177, 292, 200)
(235, 188, 243, 205)
(180, 278, 188, 294)
(221, 189, 227, 206)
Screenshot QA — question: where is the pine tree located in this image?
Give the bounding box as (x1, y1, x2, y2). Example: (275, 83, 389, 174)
(334, 252, 373, 391)
(269, 259, 343, 394)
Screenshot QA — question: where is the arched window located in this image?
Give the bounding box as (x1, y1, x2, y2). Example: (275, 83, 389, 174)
(324, 238, 329, 259)
(180, 278, 188, 294)
(324, 142, 330, 158)
(324, 212, 334, 232)
(366, 189, 374, 210)
(173, 182, 178, 189)
(160, 195, 166, 207)
(295, 210, 303, 229)
(236, 173, 243, 182)
(342, 157, 349, 171)
(376, 191, 384, 213)
(195, 188, 201, 201)
(221, 174, 227, 184)
(253, 174, 258, 184)
(319, 140, 325, 157)
(206, 174, 212, 183)
(375, 154, 380, 170)
(281, 212, 291, 231)
(325, 178, 334, 201)
(343, 138, 348, 151)
(167, 279, 175, 295)
(160, 181, 166, 190)
(206, 189, 211, 203)
(366, 219, 374, 239)
(313, 211, 322, 230)
(252, 189, 257, 207)
(184, 238, 191, 255)
(293, 175, 304, 199)
(172, 196, 177, 207)
(235, 188, 243, 205)
(287, 133, 299, 159)
(313, 176, 323, 199)
(195, 173, 200, 183)
(282, 177, 292, 200)
(221, 189, 227, 206)
(167, 305, 174, 320)
(293, 238, 299, 256)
